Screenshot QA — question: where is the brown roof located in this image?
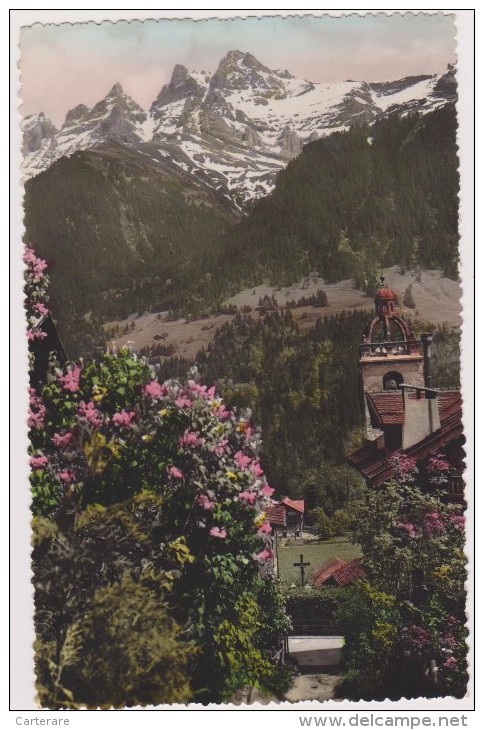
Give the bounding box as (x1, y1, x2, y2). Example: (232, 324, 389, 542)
(367, 392, 403, 426)
(349, 391, 464, 487)
(313, 557, 347, 586)
(266, 504, 286, 527)
(367, 390, 462, 428)
(332, 558, 366, 587)
(282, 497, 305, 513)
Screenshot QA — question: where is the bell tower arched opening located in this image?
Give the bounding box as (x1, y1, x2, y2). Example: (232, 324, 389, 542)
(383, 371, 404, 391)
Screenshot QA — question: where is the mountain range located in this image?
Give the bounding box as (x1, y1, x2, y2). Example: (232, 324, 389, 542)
(22, 50, 456, 210)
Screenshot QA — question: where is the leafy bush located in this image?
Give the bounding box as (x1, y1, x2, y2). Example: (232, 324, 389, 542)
(284, 585, 344, 634)
(337, 455, 468, 700)
(27, 247, 292, 706)
(312, 508, 335, 540)
(331, 508, 353, 535)
(336, 582, 402, 700)
(35, 571, 198, 709)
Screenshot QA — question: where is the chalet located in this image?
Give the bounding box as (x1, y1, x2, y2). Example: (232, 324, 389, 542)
(267, 497, 305, 537)
(348, 280, 464, 500)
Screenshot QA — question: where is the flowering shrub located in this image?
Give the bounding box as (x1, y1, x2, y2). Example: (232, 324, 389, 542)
(29, 346, 291, 703)
(427, 453, 452, 486)
(25, 246, 292, 705)
(338, 459, 467, 700)
(390, 452, 419, 484)
(353, 464, 466, 605)
(24, 246, 50, 345)
(29, 352, 277, 553)
(336, 582, 402, 700)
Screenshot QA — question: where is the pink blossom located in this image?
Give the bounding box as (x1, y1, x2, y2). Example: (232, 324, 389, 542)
(78, 400, 103, 429)
(250, 461, 264, 477)
(30, 454, 48, 469)
(257, 548, 274, 561)
(179, 431, 201, 447)
(443, 635, 458, 650)
(175, 396, 192, 408)
(428, 453, 451, 475)
(423, 510, 445, 536)
(169, 466, 183, 479)
(34, 302, 49, 316)
(197, 494, 215, 511)
(402, 625, 432, 649)
(209, 526, 227, 539)
(396, 520, 418, 538)
(443, 656, 458, 670)
(143, 380, 166, 399)
(58, 470, 76, 484)
(234, 450, 252, 470)
(28, 408, 45, 429)
(214, 439, 229, 456)
(111, 410, 136, 429)
(391, 452, 418, 482)
(24, 248, 48, 278)
(27, 328, 47, 341)
(450, 513, 465, 531)
(52, 431, 74, 448)
(217, 406, 231, 420)
(28, 389, 46, 429)
(207, 386, 216, 399)
(23, 247, 37, 265)
(258, 521, 272, 535)
(188, 380, 208, 397)
(58, 366, 82, 393)
(261, 484, 275, 498)
(244, 425, 253, 440)
(239, 491, 257, 505)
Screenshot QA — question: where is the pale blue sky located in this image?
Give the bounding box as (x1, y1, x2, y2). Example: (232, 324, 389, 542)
(21, 14, 457, 127)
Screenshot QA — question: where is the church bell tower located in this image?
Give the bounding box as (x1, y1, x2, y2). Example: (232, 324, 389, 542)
(359, 278, 425, 429)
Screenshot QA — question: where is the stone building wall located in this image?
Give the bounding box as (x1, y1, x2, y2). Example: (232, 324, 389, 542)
(360, 356, 424, 394)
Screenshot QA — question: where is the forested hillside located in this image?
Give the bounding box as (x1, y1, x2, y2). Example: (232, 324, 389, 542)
(23, 106, 459, 354)
(23, 146, 232, 354)
(158, 310, 368, 506)
(210, 105, 459, 299)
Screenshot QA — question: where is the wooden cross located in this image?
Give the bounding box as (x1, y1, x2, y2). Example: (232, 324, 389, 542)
(294, 553, 311, 587)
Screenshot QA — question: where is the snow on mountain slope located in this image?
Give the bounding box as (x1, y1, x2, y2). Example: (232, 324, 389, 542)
(21, 52, 456, 207)
(22, 83, 147, 178)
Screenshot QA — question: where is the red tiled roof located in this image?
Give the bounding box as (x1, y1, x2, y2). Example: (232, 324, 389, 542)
(266, 504, 286, 527)
(332, 558, 366, 587)
(367, 392, 403, 425)
(367, 390, 462, 428)
(282, 497, 305, 513)
(437, 390, 462, 414)
(313, 557, 347, 586)
(349, 391, 464, 487)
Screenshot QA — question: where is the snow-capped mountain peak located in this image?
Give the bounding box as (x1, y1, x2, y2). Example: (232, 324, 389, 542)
(21, 53, 457, 209)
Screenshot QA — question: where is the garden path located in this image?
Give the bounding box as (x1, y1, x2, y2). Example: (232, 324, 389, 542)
(283, 636, 344, 703)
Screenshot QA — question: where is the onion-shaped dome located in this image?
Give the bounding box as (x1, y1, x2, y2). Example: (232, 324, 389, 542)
(374, 280, 397, 316)
(361, 278, 413, 346)
(375, 287, 397, 304)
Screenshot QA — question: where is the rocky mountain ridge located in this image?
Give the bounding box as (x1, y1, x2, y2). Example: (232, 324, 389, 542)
(22, 51, 456, 209)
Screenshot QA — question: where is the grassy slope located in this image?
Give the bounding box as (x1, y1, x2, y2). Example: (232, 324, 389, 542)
(277, 537, 362, 583)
